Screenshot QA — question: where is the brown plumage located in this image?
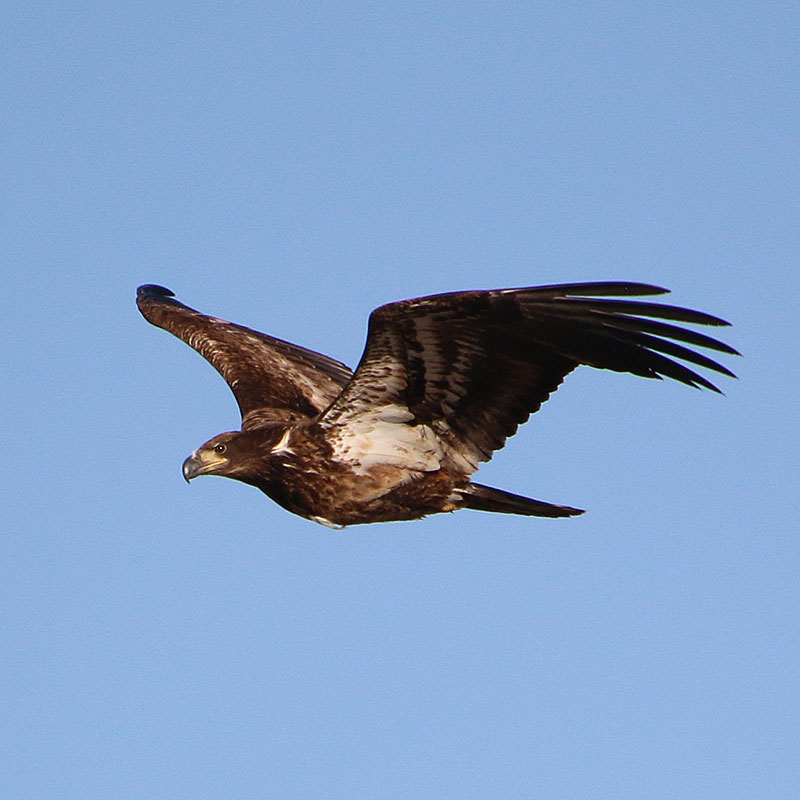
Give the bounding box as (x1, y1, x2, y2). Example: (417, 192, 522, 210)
(136, 282, 738, 527)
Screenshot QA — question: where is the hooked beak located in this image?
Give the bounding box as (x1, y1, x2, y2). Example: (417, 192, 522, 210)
(182, 450, 228, 483)
(182, 440, 233, 484)
(182, 454, 202, 483)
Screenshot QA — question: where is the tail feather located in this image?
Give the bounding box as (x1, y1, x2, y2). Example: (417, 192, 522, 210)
(458, 482, 584, 518)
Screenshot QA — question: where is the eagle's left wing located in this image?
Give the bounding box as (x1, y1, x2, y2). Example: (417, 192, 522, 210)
(137, 285, 352, 429)
(318, 282, 738, 469)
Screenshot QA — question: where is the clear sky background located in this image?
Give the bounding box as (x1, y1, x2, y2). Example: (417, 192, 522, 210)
(2, 2, 797, 798)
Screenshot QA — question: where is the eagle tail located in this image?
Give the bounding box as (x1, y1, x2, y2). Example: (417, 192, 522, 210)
(458, 483, 585, 518)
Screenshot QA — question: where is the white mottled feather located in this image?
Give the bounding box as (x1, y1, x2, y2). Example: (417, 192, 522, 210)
(327, 404, 444, 476)
(271, 428, 294, 455)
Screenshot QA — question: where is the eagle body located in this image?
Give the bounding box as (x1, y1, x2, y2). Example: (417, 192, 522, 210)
(137, 282, 737, 527)
(179, 420, 505, 527)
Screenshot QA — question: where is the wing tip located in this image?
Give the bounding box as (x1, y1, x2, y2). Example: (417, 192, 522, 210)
(137, 284, 175, 302)
(535, 281, 671, 298)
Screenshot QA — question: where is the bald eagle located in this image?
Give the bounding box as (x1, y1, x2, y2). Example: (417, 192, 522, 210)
(137, 282, 737, 527)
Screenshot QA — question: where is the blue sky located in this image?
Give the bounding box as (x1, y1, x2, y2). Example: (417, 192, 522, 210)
(2, 2, 797, 797)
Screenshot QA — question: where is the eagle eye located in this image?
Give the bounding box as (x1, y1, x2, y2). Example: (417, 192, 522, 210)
(214, 443, 227, 455)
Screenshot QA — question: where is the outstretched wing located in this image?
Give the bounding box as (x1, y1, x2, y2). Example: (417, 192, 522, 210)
(319, 282, 738, 466)
(137, 285, 352, 429)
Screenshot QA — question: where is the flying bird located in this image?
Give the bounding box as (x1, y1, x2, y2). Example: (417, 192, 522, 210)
(136, 282, 737, 527)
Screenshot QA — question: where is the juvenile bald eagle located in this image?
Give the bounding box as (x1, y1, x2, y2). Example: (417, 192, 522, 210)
(136, 282, 737, 527)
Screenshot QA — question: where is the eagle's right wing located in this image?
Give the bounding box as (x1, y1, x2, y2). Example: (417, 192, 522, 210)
(137, 285, 352, 429)
(319, 282, 738, 469)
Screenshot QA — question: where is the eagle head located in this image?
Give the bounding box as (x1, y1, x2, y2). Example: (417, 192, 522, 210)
(182, 427, 293, 485)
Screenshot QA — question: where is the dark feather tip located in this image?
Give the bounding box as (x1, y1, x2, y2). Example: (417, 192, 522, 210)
(137, 284, 175, 301)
